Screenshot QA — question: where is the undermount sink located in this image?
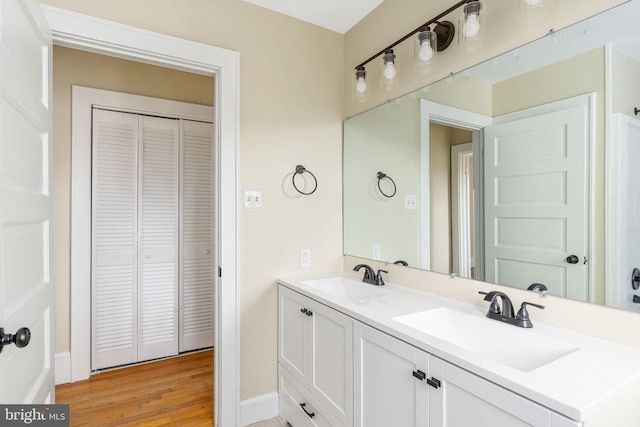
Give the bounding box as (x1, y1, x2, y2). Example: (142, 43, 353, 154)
(393, 308, 579, 372)
(300, 276, 391, 301)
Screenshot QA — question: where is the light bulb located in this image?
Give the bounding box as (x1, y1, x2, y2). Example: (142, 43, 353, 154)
(464, 14, 480, 38)
(419, 40, 434, 62)
(355, 77, 367, 94)
(384, 62, 396, 80)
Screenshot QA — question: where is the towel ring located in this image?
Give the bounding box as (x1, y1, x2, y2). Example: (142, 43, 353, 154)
(377, 171, 396, 198)
(292, 165, 318, 195)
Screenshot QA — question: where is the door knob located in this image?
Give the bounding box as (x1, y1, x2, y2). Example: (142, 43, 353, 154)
(632, 268, 640, 290)
(0, 327, 31, 353)
(566, 255, 579, 264)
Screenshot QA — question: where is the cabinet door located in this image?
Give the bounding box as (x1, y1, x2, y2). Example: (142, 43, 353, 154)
(310, 300, 353, 426)
(279, 286, 312, 384)
(435, 359, 564, 427)
(354, 322, 430, 427)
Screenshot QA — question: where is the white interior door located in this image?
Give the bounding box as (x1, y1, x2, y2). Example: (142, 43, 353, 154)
(614, 113, 640, 311)
(0, 0, 54, 403)
(484, 100, 590, 300)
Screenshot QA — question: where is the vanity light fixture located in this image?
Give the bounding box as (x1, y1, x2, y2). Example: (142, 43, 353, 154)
(461, 0, 483, 51)
(380, 49, 399, 90)
(353, 0, 481, 96)
(353, 66, 368, 102)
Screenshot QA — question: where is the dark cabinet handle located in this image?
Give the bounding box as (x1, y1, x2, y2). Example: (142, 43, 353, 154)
(299, 402, 315, 418)
(300, 308, 313, 316)
(412, 370, 426, 380)
(426, 377, 441, 389)
(566, 255, 579, 264)
(633, 295, 640, 304)
(0, 327, 31, 353)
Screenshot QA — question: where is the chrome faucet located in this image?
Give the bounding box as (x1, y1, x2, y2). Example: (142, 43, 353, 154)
(353, 264, 388, 286)
(480, 291, 544, 328)
(353, 264, 376, 285)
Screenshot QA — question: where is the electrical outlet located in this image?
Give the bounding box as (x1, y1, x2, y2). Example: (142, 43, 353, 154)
(244, 190, 262, 208)
(372, 244, 381, 260)
(405, 195, 417, 210)
(300, 249, 311, 267)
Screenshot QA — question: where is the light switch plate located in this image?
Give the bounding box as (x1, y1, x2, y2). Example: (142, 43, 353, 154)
(405, 195, 417, 210)
(244, 190, 262, 208)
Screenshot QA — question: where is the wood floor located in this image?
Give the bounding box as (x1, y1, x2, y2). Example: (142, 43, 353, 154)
(56, 350, 214, 426)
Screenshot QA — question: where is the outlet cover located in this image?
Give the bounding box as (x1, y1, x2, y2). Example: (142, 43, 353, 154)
(300, 249, 311, 267)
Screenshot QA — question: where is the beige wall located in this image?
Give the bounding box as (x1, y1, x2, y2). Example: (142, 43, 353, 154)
(45, 0, 344, 401)
(52, 46, 215, 354)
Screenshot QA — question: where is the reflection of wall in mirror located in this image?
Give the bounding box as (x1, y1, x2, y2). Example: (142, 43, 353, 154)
(343, 99, 420, 266)
(610, 46, 640, 115)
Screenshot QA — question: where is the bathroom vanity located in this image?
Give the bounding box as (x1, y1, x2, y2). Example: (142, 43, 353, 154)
(277, 273, 640, 427)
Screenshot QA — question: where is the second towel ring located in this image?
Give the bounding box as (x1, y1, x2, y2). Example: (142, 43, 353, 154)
(293, 165, 318, 195)
(377, 171, 396, 198)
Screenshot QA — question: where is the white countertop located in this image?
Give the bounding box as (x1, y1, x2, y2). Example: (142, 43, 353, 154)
(277, 272, 640, 422)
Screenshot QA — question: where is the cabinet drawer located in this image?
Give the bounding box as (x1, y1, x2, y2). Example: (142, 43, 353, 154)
(279, 364, 342, 427)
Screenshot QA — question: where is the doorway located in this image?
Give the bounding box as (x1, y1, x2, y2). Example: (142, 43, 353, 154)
(44, 6, 239, 426)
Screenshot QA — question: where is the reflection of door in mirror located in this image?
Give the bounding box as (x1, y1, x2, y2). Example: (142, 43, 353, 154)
(484, 95, 591, 301)
(612, 113, 640, 311)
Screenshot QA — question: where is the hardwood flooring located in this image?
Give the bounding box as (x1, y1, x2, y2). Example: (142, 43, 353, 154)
(56, 350, 214, 426)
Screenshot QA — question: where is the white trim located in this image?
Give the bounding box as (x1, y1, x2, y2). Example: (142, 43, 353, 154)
(239, 392, 279, 426)
(43, 7, 240, 426)
(604, 43, 618, 307)
(419, 100, 492, 279)
(54, 352, 71, 385)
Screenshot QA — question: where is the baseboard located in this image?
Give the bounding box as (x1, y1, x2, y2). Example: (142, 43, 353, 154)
(240, 391, 279, 426)
(55, 352, 71, 385)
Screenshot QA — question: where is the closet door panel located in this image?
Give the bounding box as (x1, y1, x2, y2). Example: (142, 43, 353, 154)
(180, 120, 214, 352)
(91, 109, 139, 370)
(138, 115, 180, 362)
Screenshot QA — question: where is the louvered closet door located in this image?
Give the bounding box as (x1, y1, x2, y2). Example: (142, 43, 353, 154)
(138, 115, 180, 362)
(180, 120, 214, 352)
(92, 109, 139, 370)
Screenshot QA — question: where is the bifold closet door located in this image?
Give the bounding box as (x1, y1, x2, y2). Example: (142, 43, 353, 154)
(92, 110, 180, 369)
(179, 120, 214, 352)
(138, 115, 180, 362)
(91, 109, 139, 370)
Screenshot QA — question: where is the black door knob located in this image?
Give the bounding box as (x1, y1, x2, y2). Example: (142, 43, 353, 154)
(0, 327, 31, 353)
(566, 255, 579, 264)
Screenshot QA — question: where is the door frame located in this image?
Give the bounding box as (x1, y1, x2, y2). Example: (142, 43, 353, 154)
(419, 100, 492, 279)
(43, 6, 239, 426)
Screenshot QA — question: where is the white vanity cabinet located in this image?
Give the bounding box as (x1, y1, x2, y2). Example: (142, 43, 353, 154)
(278, 286, 353, 426)
(353, 322, 580, 427)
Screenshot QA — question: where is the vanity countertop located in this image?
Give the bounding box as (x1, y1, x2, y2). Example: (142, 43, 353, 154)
(277, 272, 640, 423)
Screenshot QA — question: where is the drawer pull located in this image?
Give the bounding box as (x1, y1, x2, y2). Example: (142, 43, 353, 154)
(427, 377, 441, 389)
(299, 402, 315, 418)
(412, 370, 426, 380)
(300, 308, 313, 316)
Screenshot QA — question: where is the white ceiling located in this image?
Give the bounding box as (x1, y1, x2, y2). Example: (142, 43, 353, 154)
(241, 0, 383, 34)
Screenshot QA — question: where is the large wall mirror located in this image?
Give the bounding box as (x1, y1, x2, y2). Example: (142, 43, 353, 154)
(344, 0, 640, 312)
